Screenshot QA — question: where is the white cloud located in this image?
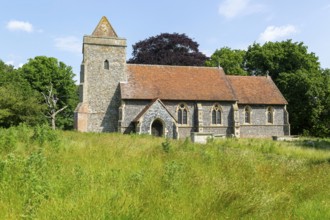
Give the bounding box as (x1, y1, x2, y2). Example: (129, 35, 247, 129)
(6, 20, 33, 32)
(219, 0, 264, 19)
(258, 25, 298, 43)
(54, 36, 81, 54)
(201, 49, 213, 57)
(5, 60, 24, 69)
(5, 61, 14, 66)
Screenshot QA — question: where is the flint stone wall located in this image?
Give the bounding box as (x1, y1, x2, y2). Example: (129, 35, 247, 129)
(82, 36, 126, 132)
(138, 101, 176, 139)
(238, 105, 288, 137)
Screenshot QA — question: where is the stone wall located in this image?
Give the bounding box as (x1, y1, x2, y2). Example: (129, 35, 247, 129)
(158, 101, 197, 139)
(138, 101, 176, 139)
(202, 127, 232, 136)
(121, 100, 236, 139)
(238, 105, 288, 137)
(198, 101, 234, 136)
(120, 100, 151, 134)
(163, 101, 235, 138)
(240, 125, 286, 137)
(162, 101, 196, 126)
(200, 102, 233, 126)
(76, 35, 127, 132)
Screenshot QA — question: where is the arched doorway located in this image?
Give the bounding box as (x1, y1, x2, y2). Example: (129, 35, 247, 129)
(151, 119, 163, 137)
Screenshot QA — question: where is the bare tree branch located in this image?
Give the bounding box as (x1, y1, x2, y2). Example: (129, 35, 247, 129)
(42, 83, 68, 130)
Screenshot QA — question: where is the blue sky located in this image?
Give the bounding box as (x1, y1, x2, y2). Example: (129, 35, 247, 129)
(1, 0, 330, 82)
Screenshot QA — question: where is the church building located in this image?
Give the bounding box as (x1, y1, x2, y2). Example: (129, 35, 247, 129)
(74, 17, 290, 140)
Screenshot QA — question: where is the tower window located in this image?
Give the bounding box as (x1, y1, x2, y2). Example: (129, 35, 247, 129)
(104, 60, 109, 70)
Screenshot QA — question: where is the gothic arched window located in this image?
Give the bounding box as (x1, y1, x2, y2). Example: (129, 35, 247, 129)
(211, 103, 222, 125)
(267, 107, 274, 124)
(104, 60, 109, 70)
(244, 106, 251, 124)
(177, 103, 188, 125)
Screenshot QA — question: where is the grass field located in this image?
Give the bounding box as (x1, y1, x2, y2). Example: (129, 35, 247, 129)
(0, 124, 329, 219)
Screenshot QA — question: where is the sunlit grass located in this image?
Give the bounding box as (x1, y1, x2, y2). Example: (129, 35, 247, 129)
(0, 125, 329, 219)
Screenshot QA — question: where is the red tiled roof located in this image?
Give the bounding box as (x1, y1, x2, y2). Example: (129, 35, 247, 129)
(121, 64, 236, 101)
(121, 64, 288, 105)
(227, 75, 288, 105)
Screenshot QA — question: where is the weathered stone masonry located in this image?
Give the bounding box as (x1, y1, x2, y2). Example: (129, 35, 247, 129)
(238, 105, 290, 137)
(75, 17, 127, 132)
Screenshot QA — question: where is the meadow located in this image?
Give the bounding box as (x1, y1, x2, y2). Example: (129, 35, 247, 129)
(0, 124, 329, 219)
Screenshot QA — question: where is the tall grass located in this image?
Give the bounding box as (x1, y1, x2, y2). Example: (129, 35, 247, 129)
(0, 125, 329, 219)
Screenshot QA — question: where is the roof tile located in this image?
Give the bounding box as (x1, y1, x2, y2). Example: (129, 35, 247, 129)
(121, 64, 287, 105)
(227, 75, 288, 104)
(121, 64, 236, 101)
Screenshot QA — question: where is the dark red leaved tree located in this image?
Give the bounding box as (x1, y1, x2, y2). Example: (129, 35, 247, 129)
(128, 33, 208, 66)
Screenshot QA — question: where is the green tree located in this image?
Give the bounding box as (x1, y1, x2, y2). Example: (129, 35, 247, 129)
(128, 33, 208, 66)
(0, 84, 45, 127)
(243, 40, 328, 136)
(277, 70, 328, 136)
(318, 68, 330, 136)
(19, 56, 78, 129)
(0, 60, 45, 127)
(0, 60, 15, 75)
(245, 40, 320, 80)
(205, 47, 247, 75)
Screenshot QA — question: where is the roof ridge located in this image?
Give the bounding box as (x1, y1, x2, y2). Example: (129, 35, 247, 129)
(126, 63, 221, 70)
(227, 75, 267, 78)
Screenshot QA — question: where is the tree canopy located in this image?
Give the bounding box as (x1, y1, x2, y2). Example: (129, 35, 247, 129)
(0, 60, 45, 127)
(205, 47, 247, 75)
(128, 33, 208, 66)
(277, 69, 329, 136)
(245, 40, 320, 80)
(19, 56, 78, 129)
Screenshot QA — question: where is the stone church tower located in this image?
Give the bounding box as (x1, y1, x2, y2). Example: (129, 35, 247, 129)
(74, 17, 127, 132)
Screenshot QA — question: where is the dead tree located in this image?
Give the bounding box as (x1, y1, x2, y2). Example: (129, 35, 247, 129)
(42, 84, 67, 130)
